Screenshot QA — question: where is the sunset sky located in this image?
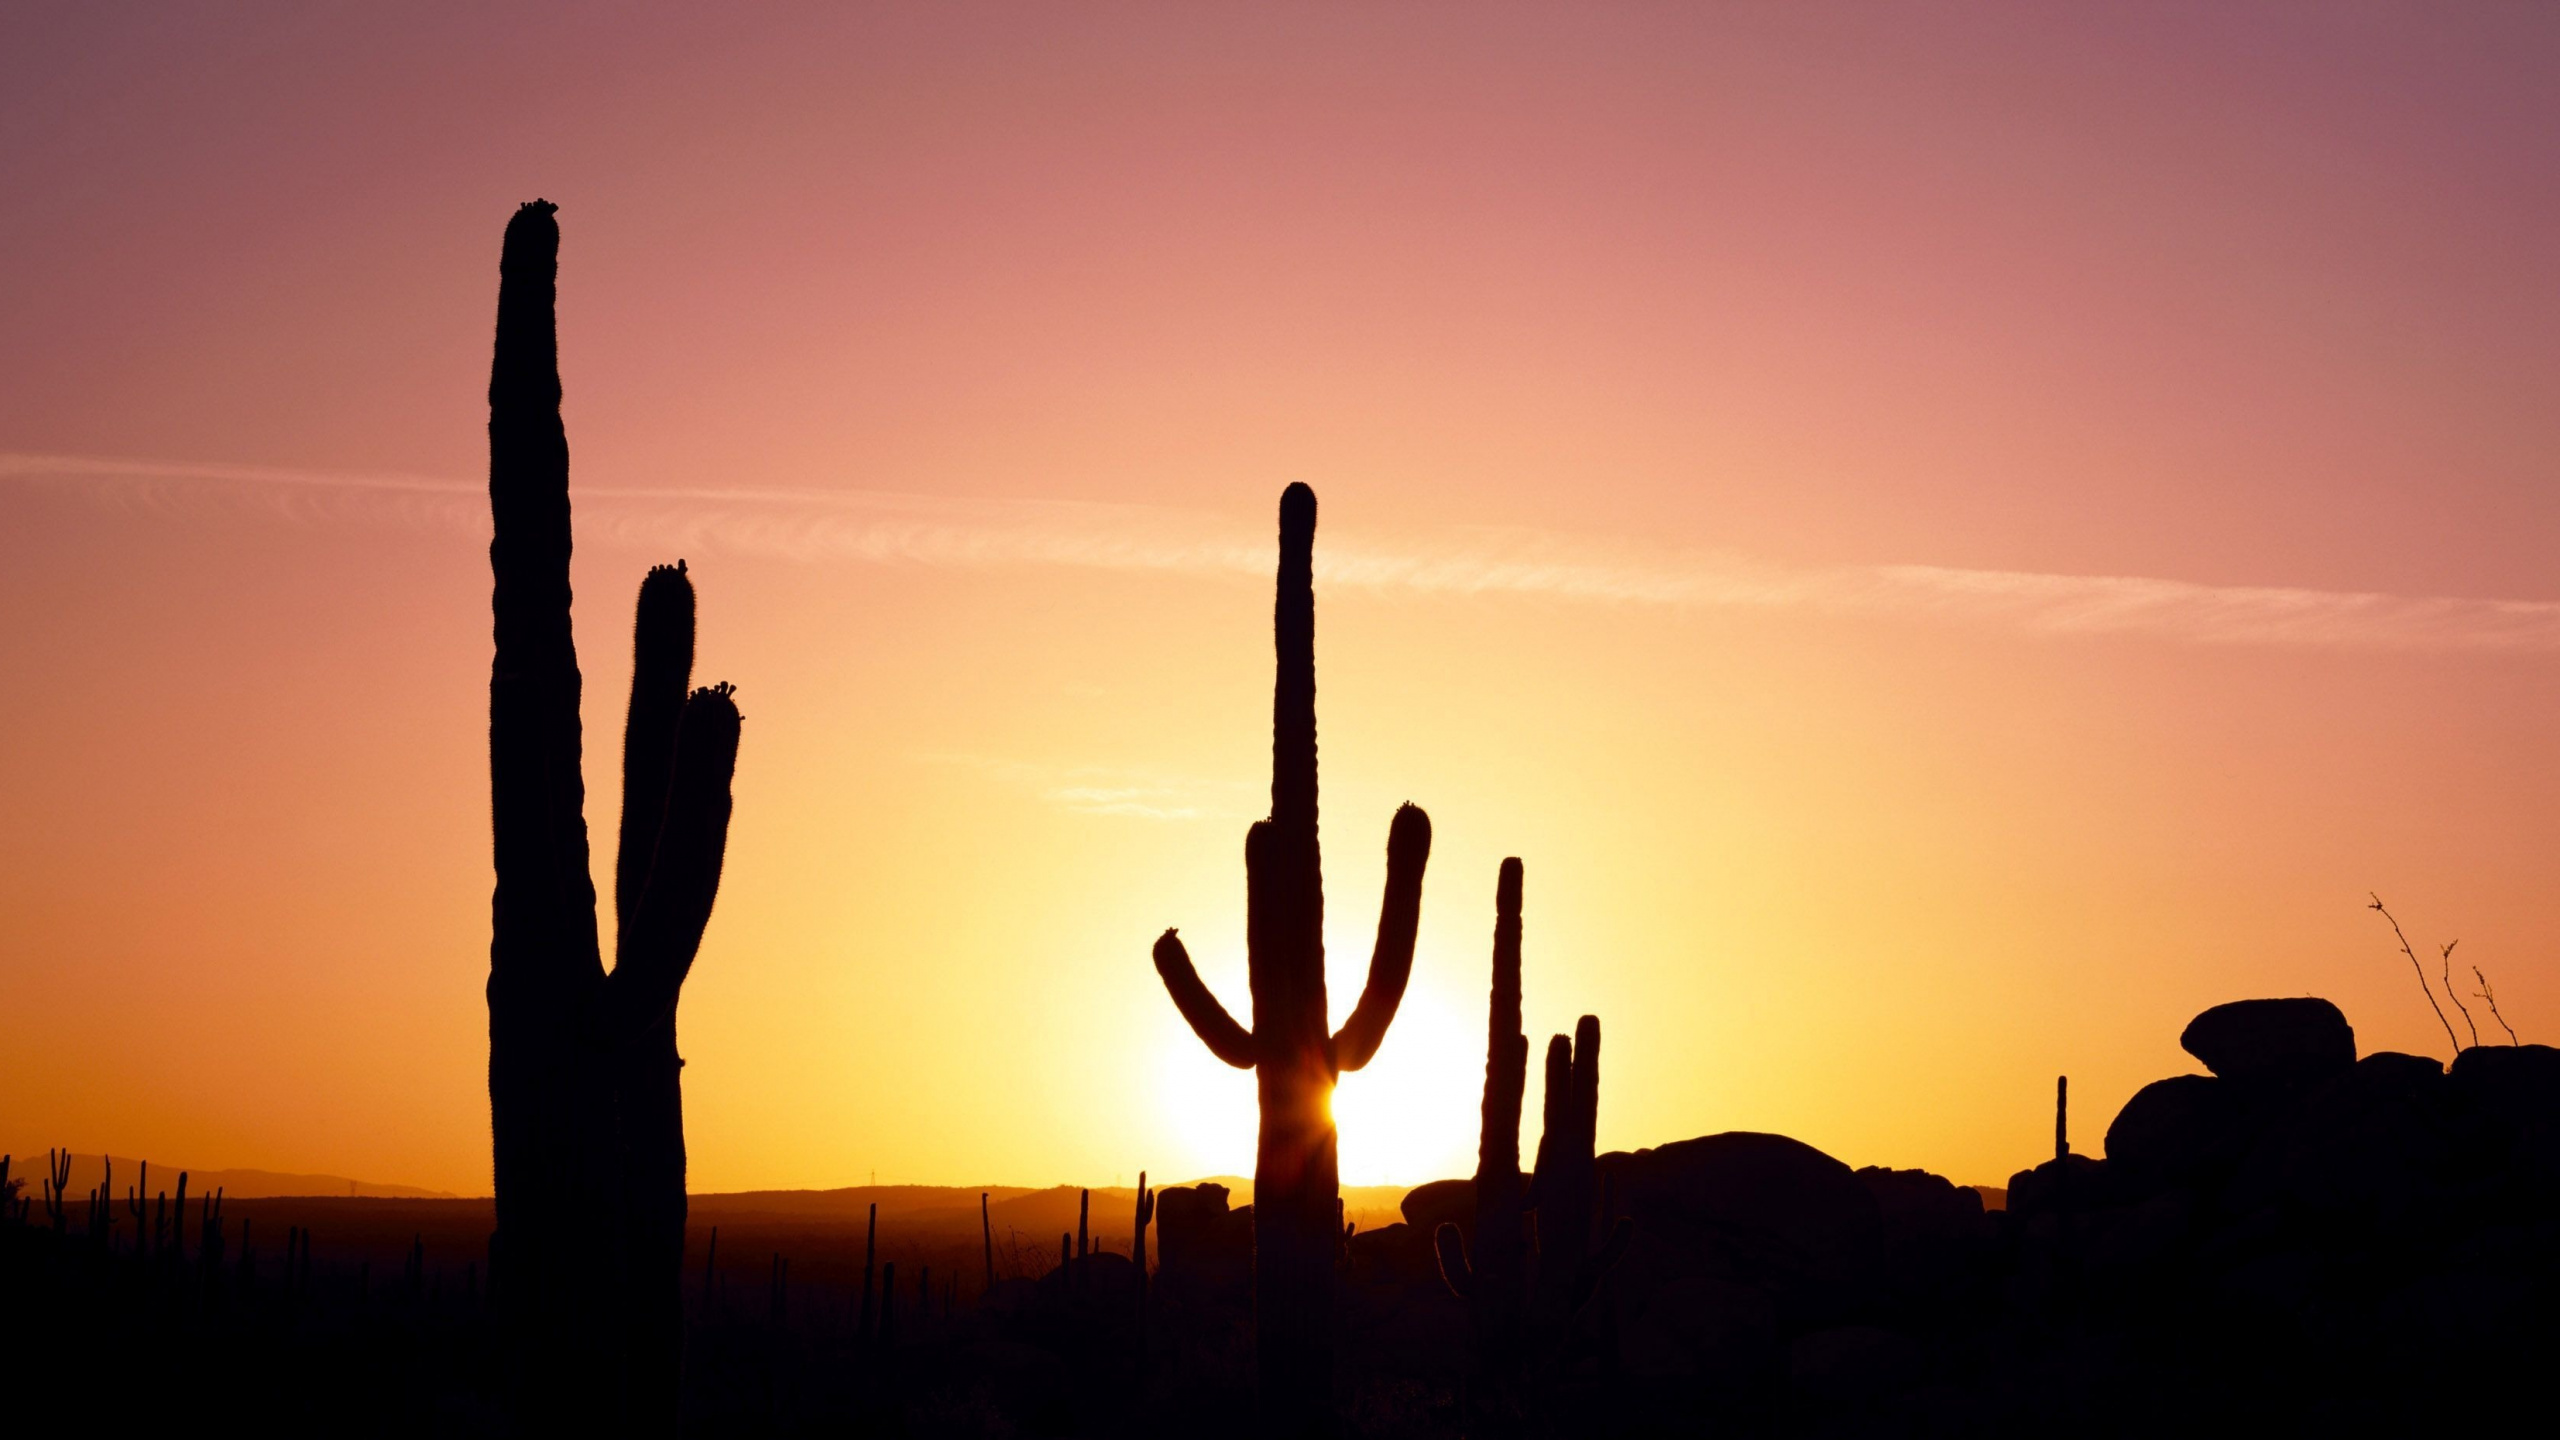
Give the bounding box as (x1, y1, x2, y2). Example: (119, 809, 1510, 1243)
(7, 2, 2560, 1197)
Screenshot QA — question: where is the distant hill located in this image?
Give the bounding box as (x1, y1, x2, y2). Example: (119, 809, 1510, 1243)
(1, 1152, 456, 1201)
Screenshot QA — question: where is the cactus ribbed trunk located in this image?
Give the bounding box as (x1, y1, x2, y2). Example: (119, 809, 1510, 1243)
(487, 200, 742, 1435)
(1255, 485, 1337, 1427)
(488, 198, 613, 1426)
(1151, 484, 1433, 1435)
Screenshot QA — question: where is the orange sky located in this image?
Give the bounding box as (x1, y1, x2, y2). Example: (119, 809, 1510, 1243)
(6, 3, 2559, 1196)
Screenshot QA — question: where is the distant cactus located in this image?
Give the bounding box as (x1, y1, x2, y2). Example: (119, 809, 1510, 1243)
(860, 1202, 877, 1337)
(982, 1193, 995, 1292)
(1149, 483, 1434, 1426)
(198, 1187, 225, 1278)
(42, 1149, 70, 1232)
(1133, 1171, 1156, 1343)
(1435, 860, 1630, 1389)
(485, 199, 744, 1431)
(702, 1225, 719, 1314)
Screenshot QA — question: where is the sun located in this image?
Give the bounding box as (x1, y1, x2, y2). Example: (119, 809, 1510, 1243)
(1152, 980, 1487, 1188)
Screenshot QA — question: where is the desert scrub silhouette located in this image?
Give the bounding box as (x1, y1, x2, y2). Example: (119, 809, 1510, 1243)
(487, 198, 743, 1432)
(2369, 894, 2525, 1053)
(1150, 482, 1434, 1431)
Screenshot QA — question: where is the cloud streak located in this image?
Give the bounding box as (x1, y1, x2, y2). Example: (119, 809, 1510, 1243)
(9, 450, 2560, 654)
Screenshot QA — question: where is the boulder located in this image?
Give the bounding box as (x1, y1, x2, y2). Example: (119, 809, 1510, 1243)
(2105, 1075, 2250, 1189)
(1345, 1221, 1443, 1288)
(1398, 1177, 1475, 1247)
(2449, 1042, 2560, 1121)
(2179, 998, 2354, 1086)
(1154, 1183, 1252, 1291)
(1601, 1132, 1881, 1328)
(1858, 1166, 1985, 1243)
(2005, 1153, 2107, 1217)
(1617, 1275, 1781, 1381)
(2450, 1043, 2560, 1187)
(1857, 1167, 1989, 1304)
(2225, 1050, 2452, 1230)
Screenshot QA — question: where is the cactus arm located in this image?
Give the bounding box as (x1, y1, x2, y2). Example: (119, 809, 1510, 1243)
(1433, 1222, 1474, 1299)
(608, 684, 741, 1035)
(615, 562, 696, 935)
(1566, 1014, 1600, 1157)
(1480, 859, 1528, 1180)
(1331, 803, 1434, 1072)
(1527, 1033, 1571, 1208)
(1152, 930, 1257, 1069)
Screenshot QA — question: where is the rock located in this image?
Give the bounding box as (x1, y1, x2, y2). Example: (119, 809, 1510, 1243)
(2004, 1154, 2107, 1217)
(1398, 1177, 1474, 1247)
(2077, 1190, 2194, 1278)
(1858, 1167, 1989, 1304)
(1858, 1167, 1985, 1239)
(1154, 1183, 1252, 1292)
(2179, 998, 2354, 1086)
(2356, 1049, 2446, 1091)
(2105, 1075, 2250, 1190)
(1346, 1221, 1443, 1288)
(2450, 1043, 2560, 1187)
(2449, 1042, 2560, 1119)
(1601, 1132, 1882, 1328)
(2225, 1049, 2453, 1229)
(1617, 1275, 1781, 1381)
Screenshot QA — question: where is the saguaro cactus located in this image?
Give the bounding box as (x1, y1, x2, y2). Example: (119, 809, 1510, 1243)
(487, 199, 743, 1431)
(1435, 860, 1629, 1401)
(1151, 482, 1434, 1430)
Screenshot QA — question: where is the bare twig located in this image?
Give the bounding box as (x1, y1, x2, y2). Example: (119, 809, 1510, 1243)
(2370, 894, 2462, 1058)
(2439, 939, 2480, 1049)
(2472, 965, 2521, 1045)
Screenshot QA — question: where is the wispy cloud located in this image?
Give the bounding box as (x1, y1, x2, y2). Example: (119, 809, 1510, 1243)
(918, 754, 1256, 821)
(9, 450, 2560, 654)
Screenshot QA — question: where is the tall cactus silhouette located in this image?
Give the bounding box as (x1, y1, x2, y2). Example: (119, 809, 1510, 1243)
(487, 199, 743, 1431)
(1436, 860, 1629, 1412)
(1441, 860, 1532, 1371)
(1151, 482, 1433, 1430)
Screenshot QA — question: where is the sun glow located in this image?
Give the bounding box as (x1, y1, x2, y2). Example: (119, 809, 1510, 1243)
(1153, 979, 1485, 1189)
(1335, 982, 1481, 1185)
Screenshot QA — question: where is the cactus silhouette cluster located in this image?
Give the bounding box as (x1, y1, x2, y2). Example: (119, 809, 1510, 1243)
(1434, 859, 1630, 1401)
(486, 199, 743, 1431)
(1150, 481, 1434, 1428)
